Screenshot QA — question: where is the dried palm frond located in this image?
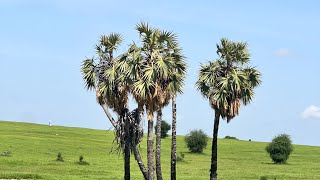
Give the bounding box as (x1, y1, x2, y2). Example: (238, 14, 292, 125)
(112, 108, 144, 154)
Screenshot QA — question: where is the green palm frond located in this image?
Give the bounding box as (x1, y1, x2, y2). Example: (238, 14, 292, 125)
(240, 85, 254, 105)
(156, 56, 172, 80)
(228, 70, 248, 94)
(143, 64, 157, 82)
(133, 79, 154, 100)
(98, 33, 123, 60)
(100, 33, 123, 52)
(136, 22, 153, 37)
(243, 67, 262, 88)
(81, 58, 96, 91)
(196, 61, 223, 98)
(168, 72, 185, 94)
(117, 44, 144, 81)
(217, 38, 250, 65)
(103, 63, 117, 84)
(158, 30, 177, 46)
(108, 33, 123, 50)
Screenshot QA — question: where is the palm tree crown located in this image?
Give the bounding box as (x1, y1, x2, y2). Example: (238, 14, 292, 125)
(81, 33, 129, 114)
(196, 38, 261, 122)
(117, 22, 186, 120)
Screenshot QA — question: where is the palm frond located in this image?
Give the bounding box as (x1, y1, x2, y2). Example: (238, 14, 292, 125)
(217, 38, 250, 65)
(136, 22, 153, 40)
(81, 58, 96, 91)
(243, 67, 262, 88)
(168, 72, 185, 95)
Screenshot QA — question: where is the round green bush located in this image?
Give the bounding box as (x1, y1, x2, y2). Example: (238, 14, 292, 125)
(185, 129, 208, 153)
(155, 120, 171, 138)
(266, 134, 293, 164)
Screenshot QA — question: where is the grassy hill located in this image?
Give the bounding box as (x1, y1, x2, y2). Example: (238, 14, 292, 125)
(0, 121, 319, 180)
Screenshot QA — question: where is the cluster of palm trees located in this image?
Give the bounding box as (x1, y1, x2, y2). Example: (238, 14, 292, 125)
(81, 22, 261, 180)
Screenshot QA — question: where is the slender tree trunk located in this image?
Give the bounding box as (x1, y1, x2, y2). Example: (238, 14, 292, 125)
(132, 109, 148, 180)
(147, 117, 155, 180)
(155, 109, 163, 180)
(210, 110, 220, 180)
(124, 143, 130, 180)
(132, 144, 148, 180)
(124, 115, 130, 180)
(170, 95, 177, 180)
(100, 103, 117, 129)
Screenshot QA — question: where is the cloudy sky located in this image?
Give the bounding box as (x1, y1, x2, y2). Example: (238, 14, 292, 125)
(1, 1, 320, 145)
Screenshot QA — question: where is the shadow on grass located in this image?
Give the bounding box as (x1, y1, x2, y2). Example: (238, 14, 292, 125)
(181, 151, 208, 156)
(260, 174, 286, 180)
(0, 173, 42, 179)
(261, 162, 294, 165)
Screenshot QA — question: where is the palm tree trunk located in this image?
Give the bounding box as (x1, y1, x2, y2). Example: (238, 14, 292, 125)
(155, 109, 163, 180)
(124, 143, 130, 180)
(147, 116, 155, 180)
(170, 95, 177, 180)
(210, 110, 220, 180)
(124, 115, 130, 180)
(100, 103, 117, 129)
(132, 144, 148, 180)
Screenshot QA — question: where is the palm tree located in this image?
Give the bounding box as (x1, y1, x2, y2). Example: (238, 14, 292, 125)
(81, 33, 147, 180)
(196, 38, 261, 180)
(168, 46, 186, 180)
(118, 22, 185, 180)
(156, 39, 186, 180)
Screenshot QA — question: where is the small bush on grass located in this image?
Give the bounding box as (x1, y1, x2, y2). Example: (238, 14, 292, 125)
(260, 176, 277, 180)
(78, 155, 90, 165)
(266, 134, 293, 164)
(224, 135, 238, 140)
(0, 150, 11, 157)
(260, 176, 268, 180)
(155, 120, 171, 138)
(176, 152, 185, 162)
(185, 129, 208, 153)
(56, 152, 64, 162)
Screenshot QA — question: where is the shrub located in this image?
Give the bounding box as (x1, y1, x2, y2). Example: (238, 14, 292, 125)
(260, 176, 268, 180)
(0, 150, 11, 157)
(185, 129, 208, 153)
(56, 152, 64, 162)
(176, 152, 185, 162)
(155, 120, 171, 138)
(224, 135, 238, 140)
(266, 134, 293, 164)
(78, 155, 90, 165)
(260, 176, 277, 180)
(79, 155, 84, 162)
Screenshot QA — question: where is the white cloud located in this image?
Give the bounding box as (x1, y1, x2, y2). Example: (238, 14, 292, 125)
(302, 105, 320, 119)
(274, 48, 289, 57)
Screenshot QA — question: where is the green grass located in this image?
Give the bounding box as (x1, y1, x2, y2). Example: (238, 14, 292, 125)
(0, 121, 319, 180)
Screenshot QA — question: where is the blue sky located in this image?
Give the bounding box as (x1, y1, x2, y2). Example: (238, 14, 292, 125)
(1, 1, 320, 146)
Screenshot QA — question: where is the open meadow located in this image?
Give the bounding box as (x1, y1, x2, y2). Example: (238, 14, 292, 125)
(0, 121, 319, 180)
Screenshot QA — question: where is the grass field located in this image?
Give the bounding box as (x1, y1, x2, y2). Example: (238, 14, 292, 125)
(0, 121, 319, 180)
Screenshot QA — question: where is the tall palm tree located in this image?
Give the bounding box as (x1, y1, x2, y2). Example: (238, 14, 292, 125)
(118, 22, 184, 180)
(81, 33, 147, 180)
(156, 39, 186, 180)
(168, 46, 186, 180)
(196, 38, 261, 180)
